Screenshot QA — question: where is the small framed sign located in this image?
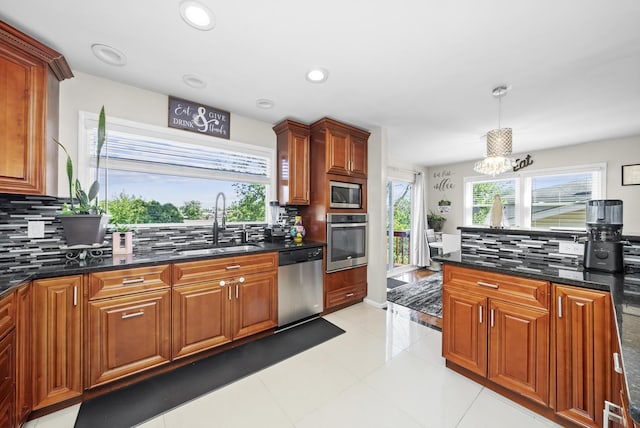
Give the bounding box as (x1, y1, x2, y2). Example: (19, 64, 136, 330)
(622, 164, 640, 186)
(168, 96, 230, 139)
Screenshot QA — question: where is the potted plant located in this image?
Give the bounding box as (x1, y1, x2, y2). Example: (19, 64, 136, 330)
(427, 210, 446, 232)
(55, 106, 109, 246)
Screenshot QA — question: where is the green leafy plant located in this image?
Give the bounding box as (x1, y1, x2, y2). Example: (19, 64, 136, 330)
(55, 106, 106, 215)
(110, 223, 132, 233)
(427, 210, 446, 223)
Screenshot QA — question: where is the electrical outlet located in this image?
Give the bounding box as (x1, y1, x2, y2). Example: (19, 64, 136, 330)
(559, 241, 584, 256)
(27, 220, 45, 239)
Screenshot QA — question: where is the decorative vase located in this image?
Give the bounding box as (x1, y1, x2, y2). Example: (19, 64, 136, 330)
(112, 231, 133, 254)
(290, 216, 306, 243)
(59, 215, 109, 246)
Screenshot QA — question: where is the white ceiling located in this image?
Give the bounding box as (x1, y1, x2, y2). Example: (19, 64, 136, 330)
(2, 0, 639, 167)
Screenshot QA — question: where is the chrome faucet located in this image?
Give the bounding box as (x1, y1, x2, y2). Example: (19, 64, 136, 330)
(213, 192, 226, 246)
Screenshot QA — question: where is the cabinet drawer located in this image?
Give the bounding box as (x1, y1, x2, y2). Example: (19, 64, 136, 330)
(325, 266, 367, 292)
(88, 265, 171, 300)
(0, 291, 15, 340)
(326, 284, 366, 308)
(443, 265, 549, 309)
(173, 252, 277, 286)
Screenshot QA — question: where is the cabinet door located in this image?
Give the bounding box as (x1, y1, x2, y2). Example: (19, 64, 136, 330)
(232, 271, 278, 340)
(87, 290, 171, 388)
(488, 300, 549, 405)
(554, 284, 611, 427)
(348, 134, 368, 178)
(172, 282, 232, 360)
(0, 330, 15, 428)
(16, 284, 32, 426)
(0, 39, 48, 195)
(326, 127, 351, 176)
(288, 130, 310, 205)
(442, 288, 487, 376)
(32, 276, 82, 410)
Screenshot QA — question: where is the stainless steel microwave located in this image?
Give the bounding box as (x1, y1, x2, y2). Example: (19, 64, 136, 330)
(329, 181, 362, 209)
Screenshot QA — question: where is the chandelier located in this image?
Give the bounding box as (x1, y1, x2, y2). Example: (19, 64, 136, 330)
(474, 86, 515, 177)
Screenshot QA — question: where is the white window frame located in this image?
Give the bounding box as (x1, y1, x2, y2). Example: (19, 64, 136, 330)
(77, 111, 276, 226)
(464, 163, 607, 229)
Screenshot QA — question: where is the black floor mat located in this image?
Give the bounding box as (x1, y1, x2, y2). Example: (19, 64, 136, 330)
(74, 318, 345, 428)
(387, 277, 407, 289)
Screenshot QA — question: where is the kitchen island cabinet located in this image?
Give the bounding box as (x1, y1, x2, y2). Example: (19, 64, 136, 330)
(442, 265, 550, 406)
(553, 284, 612, 428)
(32, 276, 82, 410)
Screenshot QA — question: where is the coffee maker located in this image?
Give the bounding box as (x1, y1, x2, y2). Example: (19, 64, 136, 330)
(584, 199, 624, 273)
(264, 201, 286, 243)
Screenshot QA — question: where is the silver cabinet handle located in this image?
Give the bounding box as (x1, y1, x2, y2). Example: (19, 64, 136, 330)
(614, 352, 623, 374)
(228, 285, 232, 300)
(603, 400, 624, 425)
(558, 296, 563, 318)
(235, 284, 239, 299)
(73, 285, 78, 307)
(490, 309, 495, 327)
(238, 276, 245, 283)
(346, 292, 355, 297)
(122, 277, 145, 285)
(122, 311, 144, 319)
(477, 281, 499, 289)
(219, 280, 226, 287)
(479, 305, 483, 323)
(226, 265, 241, 270)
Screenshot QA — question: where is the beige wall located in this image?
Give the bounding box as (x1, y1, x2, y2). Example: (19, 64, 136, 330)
(57, 71, 275, 196)
(426, 135, 640, 235)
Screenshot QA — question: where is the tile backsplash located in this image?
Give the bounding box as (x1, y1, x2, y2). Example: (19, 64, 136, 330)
(0, 193, 302, 270)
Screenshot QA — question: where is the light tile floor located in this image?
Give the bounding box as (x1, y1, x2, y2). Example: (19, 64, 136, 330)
(25, 303, 562, 428)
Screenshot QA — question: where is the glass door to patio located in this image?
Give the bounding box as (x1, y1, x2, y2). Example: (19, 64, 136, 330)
(386, 179, 413, 274)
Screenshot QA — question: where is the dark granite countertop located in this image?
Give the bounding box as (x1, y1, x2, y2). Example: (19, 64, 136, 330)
(435, 251, 640, 423)
(0, 240, 325, 296)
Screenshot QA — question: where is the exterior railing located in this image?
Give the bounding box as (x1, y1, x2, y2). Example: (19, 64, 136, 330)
(387, 230, 410, 266)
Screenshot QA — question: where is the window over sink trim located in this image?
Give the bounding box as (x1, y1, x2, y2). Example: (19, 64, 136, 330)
(77, 111, 275, 226)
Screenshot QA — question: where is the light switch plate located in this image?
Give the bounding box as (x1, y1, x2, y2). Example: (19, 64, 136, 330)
(559, 241, 584, 256)
(27, 220, 45, 239)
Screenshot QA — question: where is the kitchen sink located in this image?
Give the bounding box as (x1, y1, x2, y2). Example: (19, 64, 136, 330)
(178, 244, 261, 257)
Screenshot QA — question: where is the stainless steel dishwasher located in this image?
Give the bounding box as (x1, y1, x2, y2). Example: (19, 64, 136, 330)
(277, 246, 323, 328)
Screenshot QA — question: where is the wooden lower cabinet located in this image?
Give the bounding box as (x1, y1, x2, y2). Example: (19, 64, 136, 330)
(32, 276, 82, 410)
(232, 271, 278, 340)
(0, 330, 15, 428)
(16, 284, 31, 427)
(87, 290, 171, 388)
(172, 282, 232, 360)
(442, 265, 550, 406)
(553, 284, 612, 428)
(324, 266, 367, 311)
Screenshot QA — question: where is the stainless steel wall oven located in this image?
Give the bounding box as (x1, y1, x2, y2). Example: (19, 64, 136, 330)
(326, 213, 368, 272)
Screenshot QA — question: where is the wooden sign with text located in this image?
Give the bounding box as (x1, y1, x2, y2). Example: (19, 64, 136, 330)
(168, 96, 230, 139)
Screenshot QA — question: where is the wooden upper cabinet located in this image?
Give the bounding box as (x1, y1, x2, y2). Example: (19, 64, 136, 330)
(0, 21, 73, 196)
(311, 118, 370, 179)
(553, 284, 612, 428)
(273, 120, 310, 205)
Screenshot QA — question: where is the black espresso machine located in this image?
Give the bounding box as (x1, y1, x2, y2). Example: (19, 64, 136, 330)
(583, 199, 624, 273)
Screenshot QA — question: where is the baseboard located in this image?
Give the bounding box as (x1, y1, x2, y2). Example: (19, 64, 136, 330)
(363, 297, 387, 309)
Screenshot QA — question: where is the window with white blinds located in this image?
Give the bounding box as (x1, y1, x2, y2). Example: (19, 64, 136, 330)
(464, 164, 605, 229)
(78, 111, 273, 225)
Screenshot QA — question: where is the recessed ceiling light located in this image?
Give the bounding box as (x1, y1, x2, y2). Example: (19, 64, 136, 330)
(91, 44, 127, 66)
(306, 68, 329, 83)
(179, 0, 215, 31)
(256, 99, 274, 109)
(182, 73, 207, 88)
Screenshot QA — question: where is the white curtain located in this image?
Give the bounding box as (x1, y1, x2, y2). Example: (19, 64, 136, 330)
(410, 172, 430, 267)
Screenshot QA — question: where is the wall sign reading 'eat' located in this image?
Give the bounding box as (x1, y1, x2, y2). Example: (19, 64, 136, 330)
(168, 96, 230, 139)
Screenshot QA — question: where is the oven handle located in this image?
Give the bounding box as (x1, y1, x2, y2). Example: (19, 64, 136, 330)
(328, 223, 367, 228)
